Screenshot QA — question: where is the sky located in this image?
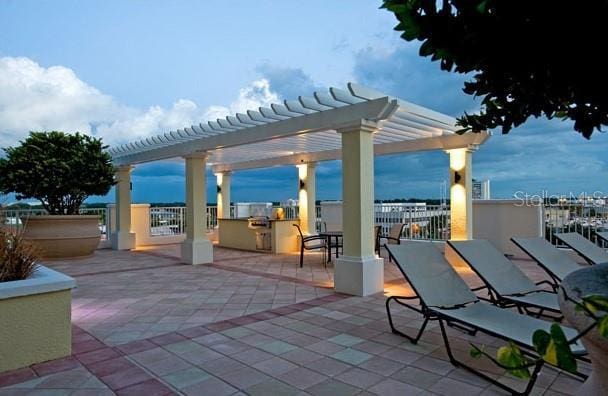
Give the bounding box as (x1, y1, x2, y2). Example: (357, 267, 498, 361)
(1, 0, 607, 204)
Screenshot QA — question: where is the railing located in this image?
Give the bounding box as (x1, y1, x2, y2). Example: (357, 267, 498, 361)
(374, 204, 451, 241)
(150, 207, 186, 236)
(149, 206, 220, 236)
(544, 202, 608, 247)
(0, 207, 109, 240)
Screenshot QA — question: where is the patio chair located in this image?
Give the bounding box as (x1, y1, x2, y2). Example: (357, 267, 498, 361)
(377, 223, 405, 262)
(447, 240, 561, 318)
(555, 232, 608, 265)
(385, 242, 586, 395)
(511, 237, 581, 287)
(594, 231, 608, 248)
(374, 225, 382, 254)
(293, 224, 327, 268)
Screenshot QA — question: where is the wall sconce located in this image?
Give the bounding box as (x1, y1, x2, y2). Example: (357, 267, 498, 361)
(216, 185, 222, 194)
(299, 179, 305, 190)
(454, 171, 462, 184)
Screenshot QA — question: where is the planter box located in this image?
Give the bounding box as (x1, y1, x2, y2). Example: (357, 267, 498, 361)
(0, 266, 76, 373)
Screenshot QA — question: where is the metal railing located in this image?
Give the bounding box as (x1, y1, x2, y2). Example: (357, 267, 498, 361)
(150, 206, 186, 236)
(0, 207, 109, 240)
(149, 206, 219, 236)
(374, 204, 451, 241)
(544, 202, 608, 247)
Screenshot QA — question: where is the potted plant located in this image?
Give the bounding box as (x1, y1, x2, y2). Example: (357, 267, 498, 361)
(0, 229, 76, 372)
(0, 131, 115, 258)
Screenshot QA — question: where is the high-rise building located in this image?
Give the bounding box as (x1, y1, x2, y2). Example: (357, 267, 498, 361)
(472, 179, 491, 200)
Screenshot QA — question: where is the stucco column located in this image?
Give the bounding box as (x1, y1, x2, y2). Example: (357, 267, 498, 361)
(111, 165, 136, 250)
(447, 147, 475, 240)
(181, 153, 213, 264)
(215, 171, 232, 220)
(334, 120, 384, 296)
(297, 162, 316, 234)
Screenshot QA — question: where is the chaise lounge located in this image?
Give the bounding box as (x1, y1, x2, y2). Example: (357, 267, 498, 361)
(555, 232, 608, 265)
(385, 242, 586, 395)
(447, 239, 561, 317)
(511, 237, 582, 287)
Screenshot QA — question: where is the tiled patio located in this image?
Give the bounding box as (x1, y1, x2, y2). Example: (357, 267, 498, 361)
(0, 244, 588, 395)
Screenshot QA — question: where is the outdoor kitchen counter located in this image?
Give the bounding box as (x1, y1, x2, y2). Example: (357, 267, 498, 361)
(217, 218, 300, 254)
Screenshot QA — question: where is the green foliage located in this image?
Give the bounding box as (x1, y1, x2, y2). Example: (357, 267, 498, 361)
(0, 229, 38, 282)
(382, 0, 608, 138)
(0, 131, 116, 215)
(496, 342, 532, 379)
(532, 324, 577, 374)
(470, 293, 608, 379)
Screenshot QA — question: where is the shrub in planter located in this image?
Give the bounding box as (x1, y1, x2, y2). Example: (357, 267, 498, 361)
(0, 132, 116, 258)
(0, 229, 38, 282)
(0, 228, 76, 372)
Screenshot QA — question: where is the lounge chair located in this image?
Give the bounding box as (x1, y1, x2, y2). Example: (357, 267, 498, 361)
(385, 242, 586, 395)
(595, 231, 608, 248)
(511, 237, 581, 287)
(555, 232, 608, 265)
(447, 239, 561, 317)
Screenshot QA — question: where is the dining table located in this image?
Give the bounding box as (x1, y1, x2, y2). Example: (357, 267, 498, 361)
(318, 230, 343, 262)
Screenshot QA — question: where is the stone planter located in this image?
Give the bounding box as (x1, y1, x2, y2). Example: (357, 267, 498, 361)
(0, 266, 76, 373)
(558, 263, 608, 395)
(22, 215, 100, 258)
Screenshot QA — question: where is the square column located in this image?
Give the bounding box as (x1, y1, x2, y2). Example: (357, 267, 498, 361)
(297, 162, 316, 234)
(215, 171, 232, 219)
(335, 120, 384, 296)
(111, 165, 136, 250)
(447, 147, 475, 240)
(181, 153, 213, 265)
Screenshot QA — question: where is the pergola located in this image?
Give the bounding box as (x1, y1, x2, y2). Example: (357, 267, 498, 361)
(108, 83, 490, 296)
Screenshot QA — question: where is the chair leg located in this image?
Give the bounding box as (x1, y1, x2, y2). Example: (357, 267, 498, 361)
(300, 245, 304, 268)
(437, 319, 544, 396)
(386, 296, 429, 344)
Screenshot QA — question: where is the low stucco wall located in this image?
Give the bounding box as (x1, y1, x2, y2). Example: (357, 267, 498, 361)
(473, 199, 543, 258)
(0, 289, 72, 372)
(0, 266, 75, 373)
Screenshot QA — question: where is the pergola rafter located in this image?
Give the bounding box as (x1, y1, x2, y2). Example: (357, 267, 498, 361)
(108, 83, 479, 168)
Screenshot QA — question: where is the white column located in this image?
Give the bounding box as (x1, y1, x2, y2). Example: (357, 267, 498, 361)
(215, 171, 232, 220)
(181, 153, 213, 264)
(297, 162, 316, 234)
(334, 120, 384, 296)
(447, 147, 475, 240)
(111, 165, 136, 250)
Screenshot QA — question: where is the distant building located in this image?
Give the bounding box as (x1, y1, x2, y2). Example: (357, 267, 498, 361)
(472, 179, 491, 200)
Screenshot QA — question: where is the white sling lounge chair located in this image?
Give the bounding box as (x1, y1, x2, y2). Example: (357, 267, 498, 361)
(511, 237, 582, 287)
(555, 232, 608, 265)
(447, 240, 561, 317)
(385, 242, 586, 395)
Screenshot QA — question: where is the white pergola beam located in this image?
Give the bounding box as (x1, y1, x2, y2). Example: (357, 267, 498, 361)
(211, 131, 490, 173)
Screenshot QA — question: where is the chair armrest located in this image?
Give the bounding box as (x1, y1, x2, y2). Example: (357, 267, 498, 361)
(303, 235, 326, 243)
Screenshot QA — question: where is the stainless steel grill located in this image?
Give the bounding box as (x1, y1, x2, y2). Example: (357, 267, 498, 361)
(248, 216, 271, 229)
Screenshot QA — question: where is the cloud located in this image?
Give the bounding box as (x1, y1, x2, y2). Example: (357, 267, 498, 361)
(0, 56, 278, 148)
(256, 64, 321, 100)
(352, 43, 479, 117)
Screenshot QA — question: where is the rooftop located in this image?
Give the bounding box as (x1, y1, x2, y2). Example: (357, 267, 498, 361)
(0, 246, 589, 395)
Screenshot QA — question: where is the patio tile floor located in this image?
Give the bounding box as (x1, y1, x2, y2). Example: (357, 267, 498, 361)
(0, 244, 590, 395)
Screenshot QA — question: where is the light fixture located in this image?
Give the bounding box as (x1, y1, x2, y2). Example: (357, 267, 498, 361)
(454, 171, 462, 184)
(217, 185, 221, 194)
(299, 179, 305, 190)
